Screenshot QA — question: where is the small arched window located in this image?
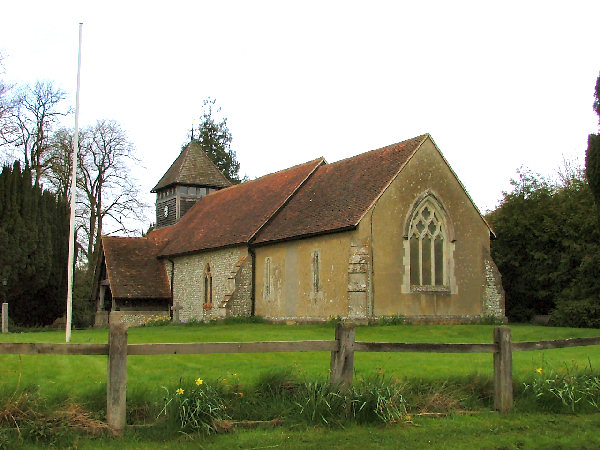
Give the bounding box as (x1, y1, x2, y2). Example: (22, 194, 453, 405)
(264, 257, 271, 297)
(408, 197, 448, 288)
(204, 263, 213, 304)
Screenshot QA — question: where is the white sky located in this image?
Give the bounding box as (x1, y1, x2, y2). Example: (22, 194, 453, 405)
(1, 1, 599, 231)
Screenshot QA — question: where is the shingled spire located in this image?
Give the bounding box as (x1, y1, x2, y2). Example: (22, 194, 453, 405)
(152, 141, 232, 228)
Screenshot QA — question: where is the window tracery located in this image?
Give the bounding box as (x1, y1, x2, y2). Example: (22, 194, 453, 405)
(408, 196, 448, 291)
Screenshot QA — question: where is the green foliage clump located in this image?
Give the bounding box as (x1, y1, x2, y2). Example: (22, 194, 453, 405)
(72, 268, 95, 328)
(522, 360, 600, 413)
(0, 161, 70, 327)
(477, 314, 505, 326)
(162, 383, 229, 435)
(585, 73, 600, 213)
(160, 370, 412, 435)
(549, 300, 600, 329)
(376, 314, 406, 326)
(487, 167, 600, 324)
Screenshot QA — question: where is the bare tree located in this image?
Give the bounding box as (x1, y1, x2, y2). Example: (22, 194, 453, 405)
(49, 120, 148, 266)
(0, 54, 16, 160)
(0, 81, 69, 183)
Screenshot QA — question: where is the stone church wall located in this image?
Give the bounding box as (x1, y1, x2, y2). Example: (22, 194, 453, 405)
(167, 246, 250, 322)
(482, 257, 505, 317)
(254, 232, 352, 321)
(370, 138, 505, 319)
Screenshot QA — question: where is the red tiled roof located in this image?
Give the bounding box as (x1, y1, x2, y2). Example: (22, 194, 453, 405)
(102, 236, 171, 299)
(155, 158, 324, 257)
(151, 141, 231, 192)
(252, 135, 428, 245)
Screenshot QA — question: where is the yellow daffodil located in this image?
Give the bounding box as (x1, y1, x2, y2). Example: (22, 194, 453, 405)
(536, 368, 543, 374)
(233, 373, 238, 377)
(195, 378, 203, 386)
(176, 388, 184, 395)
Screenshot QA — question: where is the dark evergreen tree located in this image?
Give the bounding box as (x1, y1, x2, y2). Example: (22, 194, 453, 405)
(585, 73, 600, 214)
(191, 98, 242, 184)
(487, 166, 600, 326)
(0, 161, 69, 326)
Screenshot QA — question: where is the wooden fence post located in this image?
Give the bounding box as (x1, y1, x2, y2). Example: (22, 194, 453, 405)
(1, 303, 7, 333)
(493, 326, 513, 413)
(330, 322, 355, 388)
(107, 318, 128, 432)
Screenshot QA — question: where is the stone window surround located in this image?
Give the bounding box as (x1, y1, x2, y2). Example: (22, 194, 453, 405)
(264, 257, 272, 298)
(401, 191, 457, 295)
(204, 263, 213, 304)
(311, 249, 321, 294)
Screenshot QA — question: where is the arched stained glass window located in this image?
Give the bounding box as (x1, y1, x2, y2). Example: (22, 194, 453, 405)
(408, 200, 446, 287)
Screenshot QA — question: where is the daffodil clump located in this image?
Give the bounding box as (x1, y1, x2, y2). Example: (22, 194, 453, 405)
(161, 377, 230, 435)
(144, 315, 172, 327)
(523, 361, 600, 413)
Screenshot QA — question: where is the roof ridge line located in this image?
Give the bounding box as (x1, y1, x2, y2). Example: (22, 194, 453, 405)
(326, 134, 429, 167)
(348, 134, 430, 227)
(248, 158, 326, 244)
(175, 143, 189, 182)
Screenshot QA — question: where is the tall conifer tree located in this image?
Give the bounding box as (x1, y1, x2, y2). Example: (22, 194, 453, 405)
(0, 162, 69, 326)
(585, 74, 600, 212)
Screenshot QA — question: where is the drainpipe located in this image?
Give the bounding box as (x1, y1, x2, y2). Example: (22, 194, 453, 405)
(248, 246, 256, 316)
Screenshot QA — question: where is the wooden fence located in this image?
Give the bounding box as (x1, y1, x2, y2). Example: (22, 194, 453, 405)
(1, 319, 600, 432)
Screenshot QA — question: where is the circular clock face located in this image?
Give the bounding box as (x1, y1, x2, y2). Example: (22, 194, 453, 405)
(164, 205, 169, 218)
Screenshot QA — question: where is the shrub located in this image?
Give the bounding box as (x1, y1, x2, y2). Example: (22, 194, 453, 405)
(477, 314, 505, 325)
(549, 299, 600, 328)
(376, 314, 406, 326)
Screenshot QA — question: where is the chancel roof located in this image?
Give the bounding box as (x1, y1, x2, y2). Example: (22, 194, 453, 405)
(101, 236, 171, 299)
(252, 135, 428, 245)
(151, 141, 232, 192)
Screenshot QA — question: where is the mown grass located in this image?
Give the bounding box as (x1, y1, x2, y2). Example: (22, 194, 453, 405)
(68, 413, 600, 449)
(1, 323, 600, 447)
(1, 323, 599, 402)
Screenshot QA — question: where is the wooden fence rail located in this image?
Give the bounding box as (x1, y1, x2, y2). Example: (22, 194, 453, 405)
(1, 319, 600, 432)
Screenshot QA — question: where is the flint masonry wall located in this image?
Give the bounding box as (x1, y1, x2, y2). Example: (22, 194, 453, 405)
(165, 246, 250, 322)
(228, 256, 253, 316)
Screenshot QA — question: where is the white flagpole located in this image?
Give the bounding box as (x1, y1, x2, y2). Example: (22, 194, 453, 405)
(66, 23, 83, 343)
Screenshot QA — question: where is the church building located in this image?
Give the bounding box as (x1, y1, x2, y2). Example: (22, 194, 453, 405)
(92, 135, 504, 327)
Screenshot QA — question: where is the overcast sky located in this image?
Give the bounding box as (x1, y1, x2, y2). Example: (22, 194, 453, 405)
(1, 1, 599, 230)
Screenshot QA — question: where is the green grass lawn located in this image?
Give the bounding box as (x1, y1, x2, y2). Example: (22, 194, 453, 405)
(67, 413, 600, 449)
(1, 323, 600, 402)
(1, 323, 600, 448)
